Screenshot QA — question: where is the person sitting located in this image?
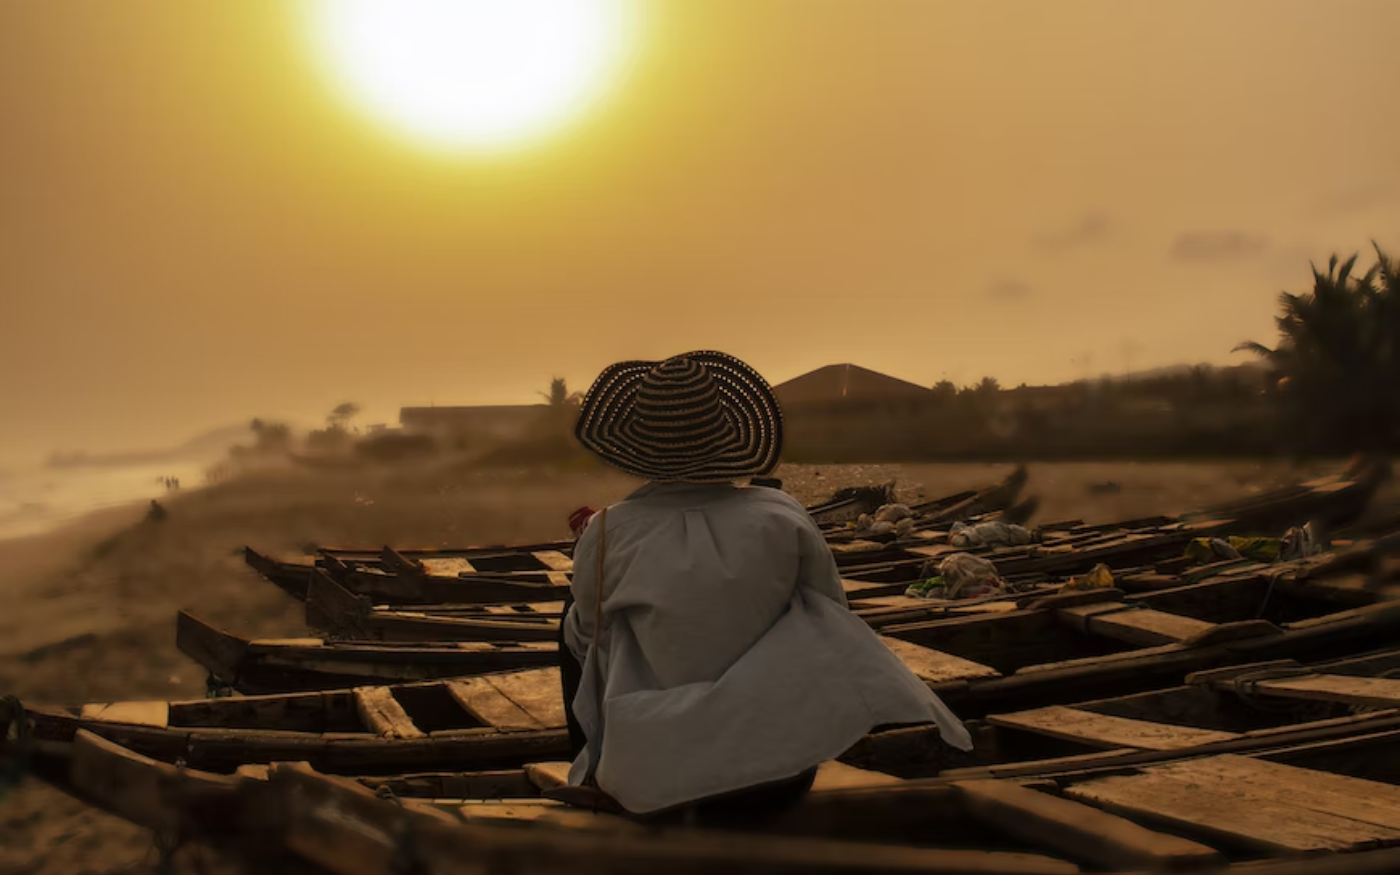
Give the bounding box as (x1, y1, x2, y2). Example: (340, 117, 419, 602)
(558, 351, 972, 828)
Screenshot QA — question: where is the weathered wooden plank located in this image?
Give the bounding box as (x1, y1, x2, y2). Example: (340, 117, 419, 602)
(78, 702, 170, 728)
(419, 557, 477, 576)
(445, 678, 543, 731)
(986, 705, 1241, 751)
(352, 687, 425, 740)
(881, 638, 1000, 685)
(1220, 673, 1400, 710)
(954, 779, 1223, 871)
(525, 761, 572, 791)
(484, 669, 567, 729)
(248, 638, 325, 649)
(809, 761, 901, 792)
(531, 551, 574, 573)
(1064, 756, 1400, 854)
(1159, 756, 1400, 831)
(1084, 608, 1216, 647)
(457, 801, 640, 832)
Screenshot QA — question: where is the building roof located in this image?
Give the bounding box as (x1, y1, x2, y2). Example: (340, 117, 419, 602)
(773, 364, 933, 407)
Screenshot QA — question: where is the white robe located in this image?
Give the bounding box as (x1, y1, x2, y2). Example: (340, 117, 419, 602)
(563, 481, 972, 814)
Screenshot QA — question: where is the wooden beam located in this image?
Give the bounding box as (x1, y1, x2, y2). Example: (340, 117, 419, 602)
(953, 779, 1223, 871)
(351, 687, 425, 740)
(986, 706, 1240, 751)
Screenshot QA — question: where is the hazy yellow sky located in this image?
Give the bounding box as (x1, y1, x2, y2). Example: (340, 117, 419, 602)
(4, 1, 1399, 459)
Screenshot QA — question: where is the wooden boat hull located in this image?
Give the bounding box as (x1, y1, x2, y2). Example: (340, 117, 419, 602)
(58, 728, 1400, 875)
(33, 645, 1400, 875)
(17, 668, 576, 776)
(178, 610, 561, 694)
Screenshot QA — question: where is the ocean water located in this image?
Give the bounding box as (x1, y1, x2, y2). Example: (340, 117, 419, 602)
(0, 459, 211, 540)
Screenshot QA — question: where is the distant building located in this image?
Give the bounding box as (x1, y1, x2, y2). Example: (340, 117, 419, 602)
(399, 405, 546, 442)
(774, 363, 933, 414)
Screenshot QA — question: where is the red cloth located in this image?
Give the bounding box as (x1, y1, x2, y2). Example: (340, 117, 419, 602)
(569, 506, 598, 537)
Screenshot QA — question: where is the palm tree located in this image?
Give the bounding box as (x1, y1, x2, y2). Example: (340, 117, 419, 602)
(328, 402, 361, 431)
(539, 377, 583, 408)
(1235, 244, 1400, 451)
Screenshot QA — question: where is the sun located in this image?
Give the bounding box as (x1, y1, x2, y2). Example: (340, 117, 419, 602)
(303, 0, 636, 153)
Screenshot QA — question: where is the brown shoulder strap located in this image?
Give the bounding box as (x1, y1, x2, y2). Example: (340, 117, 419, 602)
(593, 507, 607, 638)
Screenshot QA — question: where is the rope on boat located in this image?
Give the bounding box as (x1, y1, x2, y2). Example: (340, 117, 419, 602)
(0, 695, 33, 804)
(1230, 665, 1333, 718)
(204, 672, 234, 699)
(374, 785, 429, 875)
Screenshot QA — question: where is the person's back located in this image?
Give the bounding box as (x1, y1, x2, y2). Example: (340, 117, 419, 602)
(558, 351, 971, 823)
(584, 482, 814, 688)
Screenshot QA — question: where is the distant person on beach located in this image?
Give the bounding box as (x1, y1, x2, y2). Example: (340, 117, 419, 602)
(559, 351, 971, 828)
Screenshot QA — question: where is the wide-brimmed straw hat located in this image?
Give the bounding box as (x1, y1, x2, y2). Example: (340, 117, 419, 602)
(574, 351, 783, 483)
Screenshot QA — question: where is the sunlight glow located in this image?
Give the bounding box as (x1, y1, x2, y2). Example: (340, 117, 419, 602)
(305, 0, 635, 153)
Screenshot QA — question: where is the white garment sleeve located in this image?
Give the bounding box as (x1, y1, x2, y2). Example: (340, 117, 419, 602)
(563, 521, 599, 663)
(795, 509, 849, 607)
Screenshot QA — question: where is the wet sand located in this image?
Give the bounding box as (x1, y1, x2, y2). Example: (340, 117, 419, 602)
(0, 457, 1353, 874)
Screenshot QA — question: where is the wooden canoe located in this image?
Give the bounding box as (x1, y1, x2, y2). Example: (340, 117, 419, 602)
(57, 721, 1400, 875)
(242, 472, 1029, 604)
(178, 610, 561, 694)
(1181, 456, 1390, 533)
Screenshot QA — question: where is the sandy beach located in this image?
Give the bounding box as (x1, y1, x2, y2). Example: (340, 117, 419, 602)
(0, 456, 1362, 874)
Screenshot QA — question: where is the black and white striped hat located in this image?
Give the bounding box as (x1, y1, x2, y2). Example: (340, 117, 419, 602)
(574, 351, 783, 483)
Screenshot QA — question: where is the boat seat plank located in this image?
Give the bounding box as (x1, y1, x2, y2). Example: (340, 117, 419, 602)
(986, 705, 1241, 750)
(954, 779, 1223, 871)
(1157, 756, 1400, 830)
(545, 572, 571, 586)
(248, 638, 325, 649)
(1081, 607, 1216, 647)
(445, 678, 545, 732)
(525, 761, 572, 791)
(881, 638, 1001, 684)
(456, 800, 640, 832)
(809, 761, 901, 792)
(531, 551, 574, 573)
(420, 558, 476, 576)
(1214, 672, 1400, 710)
(485, 668, 567, 729)
(351, 687, 425, 740)
(79, 702, 170, 728)
(1064, 756, 1400, 854)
